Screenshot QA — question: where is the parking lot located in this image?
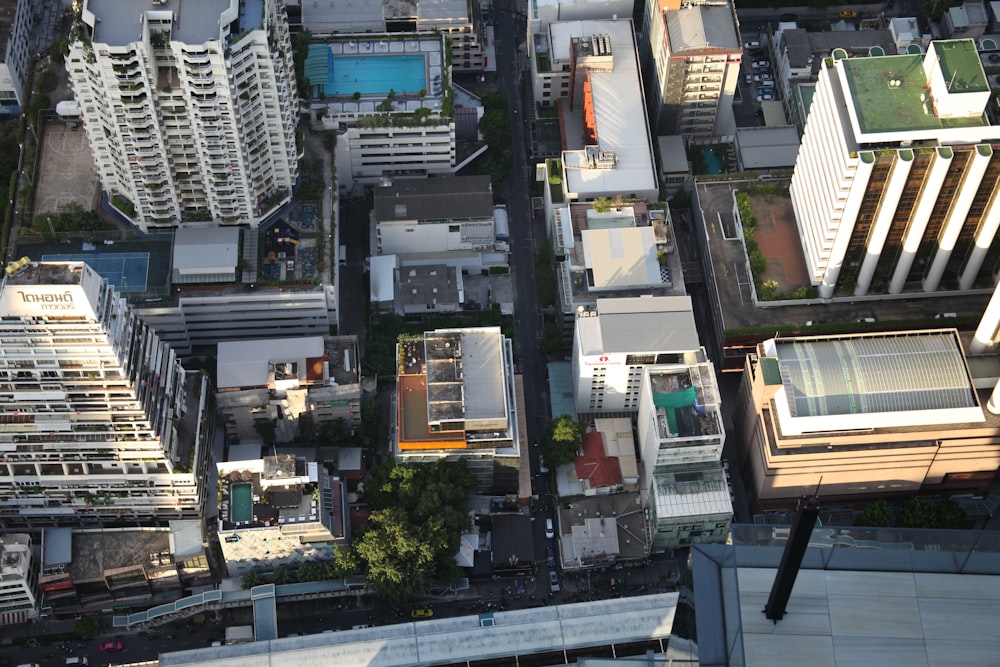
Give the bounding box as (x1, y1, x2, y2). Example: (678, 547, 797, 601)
(736, 32, 779, 128)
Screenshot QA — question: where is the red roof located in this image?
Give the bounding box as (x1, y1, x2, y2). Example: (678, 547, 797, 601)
(574, 431, 623, 489)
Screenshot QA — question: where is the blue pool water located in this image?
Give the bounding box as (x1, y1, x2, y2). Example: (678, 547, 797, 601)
(325, 53, 426, 96)
(702, 148, 723, 175)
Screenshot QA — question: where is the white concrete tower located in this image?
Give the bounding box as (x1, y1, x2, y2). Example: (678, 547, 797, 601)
(67, 0, 299, 232)
(791, 40, 1000, 299)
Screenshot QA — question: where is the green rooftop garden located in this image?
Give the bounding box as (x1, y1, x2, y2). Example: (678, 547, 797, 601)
(842, 50, 988, 134)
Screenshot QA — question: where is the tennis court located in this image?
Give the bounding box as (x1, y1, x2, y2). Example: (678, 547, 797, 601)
(41, 252, 149, 292)
(230, 483, 253, 524)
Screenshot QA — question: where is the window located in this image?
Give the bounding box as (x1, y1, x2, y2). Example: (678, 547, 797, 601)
(449, 225, 460, 232)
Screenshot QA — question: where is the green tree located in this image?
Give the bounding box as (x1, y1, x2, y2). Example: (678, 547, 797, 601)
(592, 196, 612, 213)
(74, 617, 99, 640)
(241, 570, 264, 589)
(933, 498, 972, 529)
(854, 499, 894, 528)
(331, 543, 361, 578)
(540, 321, 561, 357)
(899, 498, 937, 528)
(542, 415, 585, 467)
(354, 507, 439, 601)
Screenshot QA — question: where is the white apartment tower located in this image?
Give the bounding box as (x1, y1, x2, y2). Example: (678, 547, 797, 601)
(0, 262, 210, 529)
(1, 0, 33, 113)
(790, 39, 1000, 299)
(67, 0, 299, 232)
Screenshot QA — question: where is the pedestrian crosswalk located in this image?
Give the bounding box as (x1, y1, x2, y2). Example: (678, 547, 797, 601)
(0, 609, 29, 626)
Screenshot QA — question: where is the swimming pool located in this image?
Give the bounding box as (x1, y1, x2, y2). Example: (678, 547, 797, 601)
(701, 148, 723, 175)
(230, 483, 253, 524)
(325, 53, 426, 96)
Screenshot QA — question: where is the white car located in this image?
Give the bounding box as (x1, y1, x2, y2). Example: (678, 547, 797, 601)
(752, 60, 769, 69)
(757, 93, 775, 102)
(754, 74, 773, 83)
(744, 40, 760, 49)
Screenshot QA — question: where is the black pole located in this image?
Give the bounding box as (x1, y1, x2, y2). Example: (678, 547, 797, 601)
(763, 494, 819, 622)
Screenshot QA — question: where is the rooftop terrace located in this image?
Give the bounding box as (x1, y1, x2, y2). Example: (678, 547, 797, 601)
(842, 50, 988, 134)
(85, 0, 233, 46)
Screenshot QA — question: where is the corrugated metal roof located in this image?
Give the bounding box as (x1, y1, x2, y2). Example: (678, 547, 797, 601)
(173, 227, 240, 272)
(774, 331, 977, 417)
(595, 297, 700, 353)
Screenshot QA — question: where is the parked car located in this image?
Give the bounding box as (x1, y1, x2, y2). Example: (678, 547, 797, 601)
(99, 642, 123, 653)
(754, 74, 773, 83)
(411, 608, 434, 619)
(723, 459, 731, 477)
(745, 73, 752, 85)
(549, 571, 561, 593)
(744, 40, 760, 49)
(545, 518, 555, 539)
(757, 87, 775, 95)
(546, 545, 556, 567)
(752, 60, 769, 68)
(757, 93, 775, 102)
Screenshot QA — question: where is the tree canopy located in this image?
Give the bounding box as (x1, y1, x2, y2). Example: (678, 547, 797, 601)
(349, 459, 476, 600)
(854, 497, 972, 530)
(541, 415, 585, 468)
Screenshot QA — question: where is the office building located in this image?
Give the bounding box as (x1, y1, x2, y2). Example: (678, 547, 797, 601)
(637, 360, 730, 551)
(67, 0, 299, 231)
(571, 295, 702, 416)
(535, 19, 659, 203)
(374, 176, 508, 272)
(734, 330, 1000, 510)
(300, 0, 486, 71)
(0, 533, 38, 624)
(641, 0, 742, 138)
(0, 0, 32, 114)
(790, 39, 1000, 298)
(215, 335, 362, 444)
(553, 204, 683, 342)
(395, 327, 522, 492)
(0, 262, 210, 529)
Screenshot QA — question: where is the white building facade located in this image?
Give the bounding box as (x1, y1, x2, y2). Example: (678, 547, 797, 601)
(136, 288, 333, 359)
(67, 0, 299, 231)
(0, 0, 33, 113)
(636, 363, 730, 550)
(572, 296, 703, 416)
(0, 262, 210, 529)
(790, 39, 1000, 299)
(641, 0, 743, 138)
(0, 533, 39, 624)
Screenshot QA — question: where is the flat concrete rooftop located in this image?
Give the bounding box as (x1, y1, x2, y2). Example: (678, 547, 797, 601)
(86, 0, 233, 46)
(843, 52, 987, 134)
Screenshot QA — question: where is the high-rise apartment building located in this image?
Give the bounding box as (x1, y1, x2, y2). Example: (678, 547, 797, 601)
(67, 0, 299, 232)
(790, 39, 1000, 299)
(0, 0, 33, 114)
(0, 262, 210, 529)
(641, 0, 743, 138)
